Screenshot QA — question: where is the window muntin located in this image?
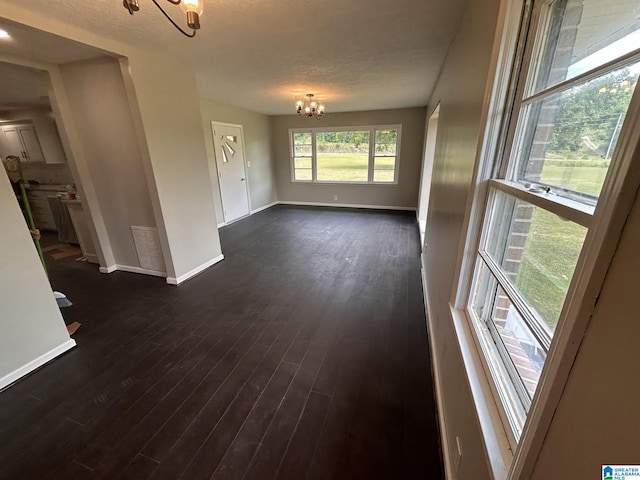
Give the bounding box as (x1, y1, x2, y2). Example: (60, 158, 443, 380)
(465, 0, 640, 442)
(290, 125, 401, 184)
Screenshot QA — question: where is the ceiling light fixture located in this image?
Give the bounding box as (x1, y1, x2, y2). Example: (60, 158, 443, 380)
(122, 0, 203, 38)
(0, 29, 10, 39)
(295, 94, 326, 119)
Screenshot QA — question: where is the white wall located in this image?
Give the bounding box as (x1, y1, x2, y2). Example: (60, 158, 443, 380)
(200, 99, 277, 223)
(124, 50, 222, 283)
(271, 108, 426, 209)
(59, 57, 158, 270)
(530, 188, 640, 478)
(421, 0, 502, 477)
(0, 170, 74, 389)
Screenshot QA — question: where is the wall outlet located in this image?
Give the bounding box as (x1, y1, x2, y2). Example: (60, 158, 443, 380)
(247, 161, 251, 167)
(333, 195, 338, 201)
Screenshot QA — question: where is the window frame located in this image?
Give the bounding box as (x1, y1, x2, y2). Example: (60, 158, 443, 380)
(448, 0, 640, 476)
(289, 124, 402, 185)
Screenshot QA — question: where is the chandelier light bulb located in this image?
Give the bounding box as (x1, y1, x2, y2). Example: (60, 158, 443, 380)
(295, 93, 326, 119)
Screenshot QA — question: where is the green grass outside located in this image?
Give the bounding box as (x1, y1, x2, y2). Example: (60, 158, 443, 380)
(538, 162, 609, 197)
(295, 153, 395, 182)
(515, 159, 605, 330)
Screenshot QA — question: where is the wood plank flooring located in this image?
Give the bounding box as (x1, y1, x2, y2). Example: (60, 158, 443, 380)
(0, 205, 444, 480)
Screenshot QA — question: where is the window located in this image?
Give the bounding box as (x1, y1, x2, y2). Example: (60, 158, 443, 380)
(465, 0, 640, 441)
(290, 125, 401, 183)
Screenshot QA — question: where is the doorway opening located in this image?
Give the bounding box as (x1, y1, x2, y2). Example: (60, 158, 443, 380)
(417, 104, 440, 249)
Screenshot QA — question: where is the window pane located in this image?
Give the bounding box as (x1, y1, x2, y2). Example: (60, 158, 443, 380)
(472, 264, 547, 400)
(293, 132, 311, 144)
(295, 169, 312, 181)
(492, 285, 546, 399)
(483, 190, 587, 332)
(316, 131, 369, 182)
(294, 157, 311, 169)
(295, 145, 311, 156)
(373, 156, 396, 182)
(375, 143, 397, 155)
(527, 0, 640, 95)
(375, 129, 398, 144)
(513, 63, 639, 200)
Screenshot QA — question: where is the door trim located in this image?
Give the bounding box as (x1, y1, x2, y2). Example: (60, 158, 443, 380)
(211, 121, 252, 224)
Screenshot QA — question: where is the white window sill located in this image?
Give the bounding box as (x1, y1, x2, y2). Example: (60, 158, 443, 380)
(449, 305, 514, 479)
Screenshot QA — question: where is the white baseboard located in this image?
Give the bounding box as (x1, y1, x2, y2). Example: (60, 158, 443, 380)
(166, 253, 225, 285)
(99, 264, 166, 277)
(217, 221, 227, 228)
(421, 260, 454, 480)
(277, 200, 416, 211)
(85, 253, 99, 264)
(0, 339, 76, 391)
(250, 201, 278, 215)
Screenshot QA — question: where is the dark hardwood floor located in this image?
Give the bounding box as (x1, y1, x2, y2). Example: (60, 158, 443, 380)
(0, 205, 443, 480)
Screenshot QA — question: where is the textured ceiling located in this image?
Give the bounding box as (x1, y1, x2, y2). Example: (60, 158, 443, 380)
(0, 0, 469, 115)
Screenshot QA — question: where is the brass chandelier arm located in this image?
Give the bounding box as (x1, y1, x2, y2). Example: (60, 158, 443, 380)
(151, 0, 197, 37)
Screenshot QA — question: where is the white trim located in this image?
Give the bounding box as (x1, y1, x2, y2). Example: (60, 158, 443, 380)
(217, 221, 227, 228)
(289, 124, 402, 185)
(85, 253, 99, 264)
(277, 200, 415, 212)
(250, 201, 278, 215)
(0, 339, 76, 391)
(165, 254, 225, 285)
(421, 262, 454, 480)
(450, 307, 513, 479)
(508, 42, 640, 480)
(490, 179, 594, 228)
(99, 264, 117, 274)
(99, 264, 166, 277)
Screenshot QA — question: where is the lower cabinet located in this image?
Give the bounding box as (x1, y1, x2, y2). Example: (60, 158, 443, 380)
(26, 190, 57, 231)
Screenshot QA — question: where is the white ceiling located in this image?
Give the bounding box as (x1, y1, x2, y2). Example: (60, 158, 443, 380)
(0, 0, 469, 115)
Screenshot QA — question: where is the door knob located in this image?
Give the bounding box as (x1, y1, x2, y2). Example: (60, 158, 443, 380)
(240, 178, 245, 181)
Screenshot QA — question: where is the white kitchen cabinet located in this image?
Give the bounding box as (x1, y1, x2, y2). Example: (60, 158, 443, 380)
(26, 189, 57, 231)
(1, 124, 45, 163)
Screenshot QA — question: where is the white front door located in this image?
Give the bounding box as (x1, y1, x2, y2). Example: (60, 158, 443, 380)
(212, 123, 250, 223)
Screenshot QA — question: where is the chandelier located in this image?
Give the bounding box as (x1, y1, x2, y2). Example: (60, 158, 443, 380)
(122, 0, 204, 38)
(295, 94, 326, 119)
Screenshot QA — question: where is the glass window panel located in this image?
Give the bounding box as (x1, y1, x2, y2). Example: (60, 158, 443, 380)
(293, 132, 311, 144)
(513, 63, 639, 200)
(492, 284, 546, 399)
(294, 157, 311, 169)
(472, 263, 546, 399)
(527, 0, 640, 96)
(294, 169, 312, 181)
(373, 156, 396, 182)
(317, 153, 369, 182)
(294, 145, 311, 157)
(373, 170, 394, 182)
(483, 189, 587, 332)
(375, 129, 398, 144)
(375, 143, 397, 155)
(316, 131, 369, 182)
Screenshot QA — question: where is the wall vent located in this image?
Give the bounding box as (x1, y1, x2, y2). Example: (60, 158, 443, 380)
(131, 226, 166, 273)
